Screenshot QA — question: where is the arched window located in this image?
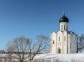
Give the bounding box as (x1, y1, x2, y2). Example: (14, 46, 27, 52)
(64, 25, 65, 30)
(59, 37, 60, 41)
(58, 48, 61, 53)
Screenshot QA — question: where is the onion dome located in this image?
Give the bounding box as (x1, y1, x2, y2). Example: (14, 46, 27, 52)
(59, 15, 69, 23)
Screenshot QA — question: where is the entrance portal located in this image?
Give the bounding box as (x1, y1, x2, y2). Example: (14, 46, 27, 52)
(58, 48, 61, 53)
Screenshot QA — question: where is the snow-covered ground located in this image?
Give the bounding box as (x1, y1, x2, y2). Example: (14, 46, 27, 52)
(33, 53, 84, 62)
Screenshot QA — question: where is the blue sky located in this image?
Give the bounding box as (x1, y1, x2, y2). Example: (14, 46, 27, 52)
(0, 0, 84, 49)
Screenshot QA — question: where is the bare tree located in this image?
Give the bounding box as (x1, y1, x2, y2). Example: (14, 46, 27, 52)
(28, 35, 50, 62)
(6, 36, 31, 62)
(6, 35, 50, 62)
(78, 34, 84, 47)
(6, 42, 14, 62)
(78, 34, 84, 52)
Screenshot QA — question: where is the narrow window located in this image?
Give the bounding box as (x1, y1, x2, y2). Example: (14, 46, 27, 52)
(70, 43, 71, 48)
(59, 37, 60, 41)
(53, 40, 54, 44)
(64, 25, 65, 30)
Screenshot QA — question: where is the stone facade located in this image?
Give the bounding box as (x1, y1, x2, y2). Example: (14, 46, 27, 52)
(51, 15, 78, 54)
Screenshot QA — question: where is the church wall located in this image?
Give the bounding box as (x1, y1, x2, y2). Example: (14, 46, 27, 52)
(51, 32, 57, 54)
(60, 31, 68, 54)
(51, 31, 78, 54)
(57, 31, 67, 54)
(68, 33, 77, 53)
(68, 34, 71, 53)
(51, 31, 68, 54)
(71, 34, 77, 53)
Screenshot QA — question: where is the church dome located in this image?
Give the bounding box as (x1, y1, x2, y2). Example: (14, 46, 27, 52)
(59, 15, 69, 23)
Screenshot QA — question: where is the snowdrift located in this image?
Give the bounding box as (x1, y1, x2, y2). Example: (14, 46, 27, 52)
(33, 53, 84, 62)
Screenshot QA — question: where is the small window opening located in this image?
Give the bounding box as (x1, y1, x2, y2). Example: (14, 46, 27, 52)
(64, 25, 65, 30)
(53, 40, 54, 44)
(59, 37, 60, 41)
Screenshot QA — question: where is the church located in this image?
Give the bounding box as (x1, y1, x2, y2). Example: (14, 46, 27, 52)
(51, 14, 78, 54)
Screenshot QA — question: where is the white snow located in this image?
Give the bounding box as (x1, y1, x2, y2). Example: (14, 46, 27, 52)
(33, 53, 84, 62)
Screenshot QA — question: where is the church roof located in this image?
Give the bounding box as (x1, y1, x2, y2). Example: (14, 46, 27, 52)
(68, 31, 75, 34)
(68, 31, 78, 36)
(59, 15, 69, 23)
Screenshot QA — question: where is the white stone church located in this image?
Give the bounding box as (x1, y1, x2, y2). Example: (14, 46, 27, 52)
(51, 15, 78, 54)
